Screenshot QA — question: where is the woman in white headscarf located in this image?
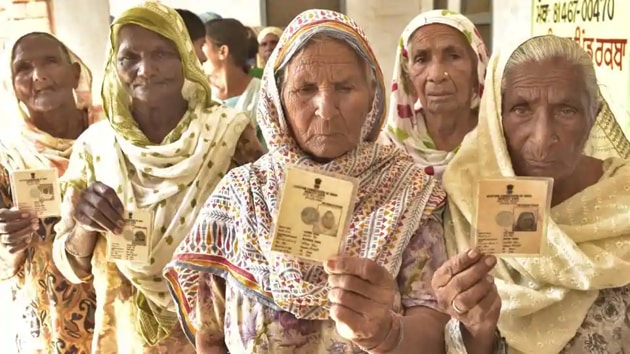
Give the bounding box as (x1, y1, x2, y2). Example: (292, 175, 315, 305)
(380, 10, 489, 179)
(0, 32, 101, 352)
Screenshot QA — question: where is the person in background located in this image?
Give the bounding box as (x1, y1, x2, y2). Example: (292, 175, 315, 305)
(51, 3, 265, 352)
(247, 27, 263, 79)
(380, 10, 489, 179)
(256, 26, 282, 69)
(439, 35, 630, 353)
(165, 9, 495, 354)
(0, 32, 101, 352)
(198, 11, 222, 24)
(175, 8, 207, 63)
(203, 18, 265, 146)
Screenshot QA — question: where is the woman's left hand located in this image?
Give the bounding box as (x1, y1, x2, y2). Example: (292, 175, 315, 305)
(325, 256, 396, 350)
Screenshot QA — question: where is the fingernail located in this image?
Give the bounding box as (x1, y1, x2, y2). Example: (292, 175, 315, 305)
(21, 213, 30, 218)
(31, 218, 39, 224)
(32, 224, 39, 231)
(486, 275, 494, 283)
(325, 259, 335, 271)
(484, 256, 496, 267)
(117, 220, 125, 228)
(114, 228, 122, 235)
(468, 248, 480, 259)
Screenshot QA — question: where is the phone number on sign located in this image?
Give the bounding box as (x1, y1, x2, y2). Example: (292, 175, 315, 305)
(535, 0, 614, 24)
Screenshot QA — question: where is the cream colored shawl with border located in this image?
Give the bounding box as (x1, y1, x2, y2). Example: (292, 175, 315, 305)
(443, 36, 630, 354)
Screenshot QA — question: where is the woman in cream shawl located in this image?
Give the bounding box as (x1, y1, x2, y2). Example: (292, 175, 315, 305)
(0, 32, 100, 352)
(51, 3, 264, 353)
(441, 35, 630, 354)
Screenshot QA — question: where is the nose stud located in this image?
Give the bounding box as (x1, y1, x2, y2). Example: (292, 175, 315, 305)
(444, 71, 449, 78)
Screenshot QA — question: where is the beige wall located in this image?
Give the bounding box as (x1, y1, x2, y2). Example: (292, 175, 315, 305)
(492, 0, 531, 52)
(53, 0, 110, 101)
(109, 0, 263, 26)
(345, 0, 432, 92)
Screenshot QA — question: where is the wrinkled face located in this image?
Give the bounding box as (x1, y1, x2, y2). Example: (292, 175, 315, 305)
(116, 24, 185, 104)
(502, 57, 594, 180)
(406, 24, 476, 114)
(281, 38, 372, 160)
(259, 33, 279, 63)
(192, 37, 207, 63)
(12, 34, 80, 113)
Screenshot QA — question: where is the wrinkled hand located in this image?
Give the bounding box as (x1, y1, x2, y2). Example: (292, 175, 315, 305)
(432, 248, 501, 336)
(325, 256, 396, 350)
(72, 181, 124, 234)
(0, 208, 38, 254)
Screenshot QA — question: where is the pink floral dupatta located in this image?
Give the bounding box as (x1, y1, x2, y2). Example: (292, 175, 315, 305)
(163, 10, 445, 341)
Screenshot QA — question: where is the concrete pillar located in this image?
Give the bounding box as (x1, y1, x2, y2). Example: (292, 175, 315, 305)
(345, 0, 429, 92)
(492, 0, 531, 51)
(53, 0, 110, 103)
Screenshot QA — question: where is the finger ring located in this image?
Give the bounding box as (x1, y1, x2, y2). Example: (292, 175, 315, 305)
(451, 300, 467, 315)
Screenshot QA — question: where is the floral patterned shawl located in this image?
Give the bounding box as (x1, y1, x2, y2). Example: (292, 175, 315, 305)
(382, 9, 489, 178)
(52, 2, 250, 345)
(0, 32, 101, 175)
(443, 35, 630, 354)
(164, 9, 445, 336)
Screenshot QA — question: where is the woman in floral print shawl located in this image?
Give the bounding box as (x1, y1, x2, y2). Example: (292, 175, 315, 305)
(380, 10, 489, 179)
(163, 8, 502, 354)
(0, 32, 100, 353)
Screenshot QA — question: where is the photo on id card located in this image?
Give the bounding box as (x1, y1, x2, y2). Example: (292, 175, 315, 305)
(472, 177, 553, 256)
(9, 169, 61, 218)
(271, 165, 358, 263)
(107, 209, 153, 263)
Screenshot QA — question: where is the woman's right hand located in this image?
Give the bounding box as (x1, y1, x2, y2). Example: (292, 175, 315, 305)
(72, 181, 125, 235)
(0, 208, 38, 255)
(431, 248, 501, 348)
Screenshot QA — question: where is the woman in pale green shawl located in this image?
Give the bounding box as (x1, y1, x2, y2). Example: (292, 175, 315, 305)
(51, 3, 265, 352)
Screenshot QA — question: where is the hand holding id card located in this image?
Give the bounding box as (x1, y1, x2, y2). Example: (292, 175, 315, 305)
(107, 209, 153, 263)
(271, 166, 358, 263)
(10, 169, 62, 218)
(472, 177, 553, 256)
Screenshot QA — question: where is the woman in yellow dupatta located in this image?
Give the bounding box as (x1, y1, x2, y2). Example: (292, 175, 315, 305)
(438, 35, 630, 353)
(0, 32, 100, 353)
(51, 3, 264, 353)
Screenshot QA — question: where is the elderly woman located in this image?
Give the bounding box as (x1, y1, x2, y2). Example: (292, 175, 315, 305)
(51, 3, 264, 353)
(164, 10, 496, 354)
(435, 35, 630, 354)
(256, 26, 282, 69)
(0, 32, 100, 352)
(380, 10, 489, 179)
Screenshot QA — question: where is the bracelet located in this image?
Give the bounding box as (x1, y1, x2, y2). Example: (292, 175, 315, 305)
(64, 229, 94, 259)
(65, 242, 93, 259)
